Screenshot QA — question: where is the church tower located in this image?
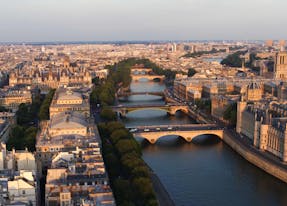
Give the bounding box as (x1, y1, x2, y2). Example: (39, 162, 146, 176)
(274, 51, 287, 80)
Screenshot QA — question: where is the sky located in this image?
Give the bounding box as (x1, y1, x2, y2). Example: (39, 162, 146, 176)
(0, 0, 286, 42)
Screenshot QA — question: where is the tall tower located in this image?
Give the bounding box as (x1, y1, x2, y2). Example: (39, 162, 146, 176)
(236, 100, 247, 134)
(274, 51, 287, 80)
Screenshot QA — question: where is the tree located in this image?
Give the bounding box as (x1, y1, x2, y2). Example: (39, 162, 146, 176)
(131, 177, 156, 200)
(0, 106, 8, 112)
(187, 68, 196, 77)
(105, 153, 120, 177)
(131, 166, 150, 178)
(106, 122, 126, 135)
(23, 127, 37, 151)
(100, 108, 116, 121)
(16, 104, 31, 125)
(221, 51, 246, 67)
(7, 125, 24, 150)
(114, 179, 134, 205)
(110, 129, 130, 144)
(39, 89, 55, 120)
(115, 139, 141, 156)
(223, 103, 237, 125)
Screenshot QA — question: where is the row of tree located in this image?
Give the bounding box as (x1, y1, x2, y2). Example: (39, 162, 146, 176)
(133, 58, 178, 80)
(92, 59, 158, 205)
(90, 58, 181, 110)
(220, 51, 247, 67)
(90, 58, 137, 107)
(98, 122, 158, 206)
(182, 48, 226, 58)
(38, 89, 56, 120)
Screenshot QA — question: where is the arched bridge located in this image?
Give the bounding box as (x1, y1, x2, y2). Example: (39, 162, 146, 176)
(131, 74, 165, 82)
(127, 124, 224, 144)
(117, 91, 165, 98)
(112, 103, 189, 117)
(131, 68, 153, 74)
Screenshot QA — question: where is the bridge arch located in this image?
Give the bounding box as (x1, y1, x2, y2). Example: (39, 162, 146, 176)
(168, 106, 189, 115)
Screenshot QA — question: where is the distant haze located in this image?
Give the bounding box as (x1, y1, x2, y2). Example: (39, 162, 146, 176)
(1, 0, 286, 42)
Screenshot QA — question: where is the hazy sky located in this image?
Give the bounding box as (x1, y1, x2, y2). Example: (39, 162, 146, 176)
(0, 0, 286, 42)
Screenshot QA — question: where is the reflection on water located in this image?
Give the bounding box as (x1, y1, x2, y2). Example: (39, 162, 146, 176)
(122, 81, 287, 206)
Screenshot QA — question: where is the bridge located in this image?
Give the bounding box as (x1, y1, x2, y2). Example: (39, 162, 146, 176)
(131, 74, 165, 82)
(112, 103, 189, 117)
(127, 124, 224, 144)
(117, 91, 165, 98)
(131, 68, 153, 74)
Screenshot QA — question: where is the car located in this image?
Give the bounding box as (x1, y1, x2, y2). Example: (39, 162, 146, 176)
(129, 128, 137, 132)
(156, 127, 161, 131)
(144, 128, 150, 132)
(167, 127, 173, 130)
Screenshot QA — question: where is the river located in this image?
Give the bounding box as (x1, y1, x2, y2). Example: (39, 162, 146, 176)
(120, 80, 287, 206)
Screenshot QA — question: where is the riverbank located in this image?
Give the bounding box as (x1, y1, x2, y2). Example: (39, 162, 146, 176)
(145, 164, 175, 206)
(223, 130, 287, 183)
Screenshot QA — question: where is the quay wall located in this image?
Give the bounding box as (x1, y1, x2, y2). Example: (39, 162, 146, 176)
(223, 132, 287, 183)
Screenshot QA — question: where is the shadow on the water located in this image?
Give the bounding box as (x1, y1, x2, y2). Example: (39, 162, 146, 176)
(139, 136, 187, 148)
(139, 135, 221, 150)
(191, 135, 221, 146)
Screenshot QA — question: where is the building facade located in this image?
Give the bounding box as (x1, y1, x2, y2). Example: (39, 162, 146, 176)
(236, 100, 287, 162)
(274, 51, 287, 80)
(49, 88, 90, 119)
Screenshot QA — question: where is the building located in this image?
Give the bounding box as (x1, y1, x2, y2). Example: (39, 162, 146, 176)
(0, 143, 37, 206)
(274, 51, 287, 80)
(236, 100, 287, 162)
(49, 88, 90, 118)
(93, 69, 109, 79)
(245, 82, 263, 101)
(36, 111, 96, 171)
(45, 145, 115, 206)
(265, 40, 274, 47)
(9, 59, 92, 89)
(0, 87, 32, 111)
(211, 95, 240, 122)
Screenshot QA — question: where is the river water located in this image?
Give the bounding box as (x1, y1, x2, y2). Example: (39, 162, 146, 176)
(121, 81, 287, 206)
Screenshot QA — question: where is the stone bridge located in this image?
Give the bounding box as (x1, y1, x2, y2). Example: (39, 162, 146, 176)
(117, 91, 165, 98)
(128, 124, 224, 144)
(112, 104, 189, 117)
(131, 74, 165, 82)
(131, 68, 153, 74)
